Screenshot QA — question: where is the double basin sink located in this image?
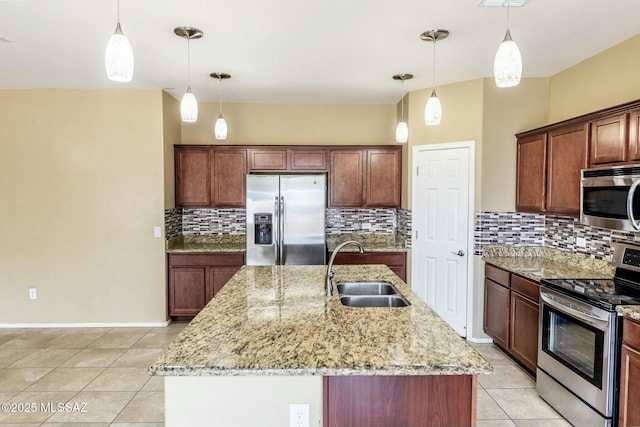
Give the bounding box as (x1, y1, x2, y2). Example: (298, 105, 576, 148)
(336, 281, 410, 308)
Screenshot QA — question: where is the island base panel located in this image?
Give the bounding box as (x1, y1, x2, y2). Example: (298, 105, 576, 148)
(323, 375, 477, 427)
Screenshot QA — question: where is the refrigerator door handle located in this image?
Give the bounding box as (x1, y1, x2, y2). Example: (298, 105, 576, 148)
(274, 196, 280, 264)
(279, 196, 284, 265)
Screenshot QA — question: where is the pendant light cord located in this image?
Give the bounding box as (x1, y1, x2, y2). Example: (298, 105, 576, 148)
(116, 0, 120, 23)
(400, 78, 405, 121)
(432, 39, 437, 88)
(506, 0, 510, 31)
(218, 77, 223, 113)
(186, 37, 191, 87)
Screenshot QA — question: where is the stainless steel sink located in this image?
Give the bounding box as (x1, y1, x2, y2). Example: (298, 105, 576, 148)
(336, 281, 398, 296)
(339, 295, 410, 308)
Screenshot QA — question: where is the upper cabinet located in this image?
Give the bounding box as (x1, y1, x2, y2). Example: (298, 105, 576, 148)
(176, 145, 401, 209)
(516, 124, 588, 216)
(516, 99, 640, 216)
(175, 146, 246, 208)
(329, 147, 402, 208)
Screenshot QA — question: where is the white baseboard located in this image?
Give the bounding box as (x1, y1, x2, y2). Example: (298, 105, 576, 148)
(0, 320, 172, 329)
(466, 337, 494, 344)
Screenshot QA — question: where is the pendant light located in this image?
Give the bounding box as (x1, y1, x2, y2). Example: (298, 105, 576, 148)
(393, 73, 413, 144)
(174, 27, 203, 123)
(494, 1, 522, 87)
(420, 29, 448, 126)
(210, 73, 231, 140)
(105, 0, 134, 82)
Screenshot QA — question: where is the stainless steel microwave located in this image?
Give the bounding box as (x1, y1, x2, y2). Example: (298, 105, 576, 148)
(581, 165, 640, 231)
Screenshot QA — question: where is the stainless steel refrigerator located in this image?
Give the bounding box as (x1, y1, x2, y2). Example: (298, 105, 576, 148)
(246, 174, 326, 265)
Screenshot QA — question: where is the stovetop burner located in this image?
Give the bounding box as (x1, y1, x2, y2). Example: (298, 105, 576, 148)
(540, 277, 640, 311)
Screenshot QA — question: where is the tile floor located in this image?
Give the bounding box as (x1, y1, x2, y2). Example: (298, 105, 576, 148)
(0, 325, 570, 426)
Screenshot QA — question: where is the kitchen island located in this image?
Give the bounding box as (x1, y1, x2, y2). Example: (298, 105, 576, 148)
(150, 264, 491, 427)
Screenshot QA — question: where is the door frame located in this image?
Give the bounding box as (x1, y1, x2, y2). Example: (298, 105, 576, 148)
(411, 141, 476, 337)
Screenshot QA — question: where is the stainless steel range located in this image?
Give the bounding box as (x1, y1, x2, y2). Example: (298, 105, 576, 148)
(538, 243, 640, 427)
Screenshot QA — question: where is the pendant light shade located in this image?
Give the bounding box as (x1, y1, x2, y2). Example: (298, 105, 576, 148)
(215, 113, 228, 140)
(211, 73, 231, 140)
(393, 73, 413, 144)
(181, 87, 198, 122)
(494, 1, 522, 88)
(494, 30, 522, 87)
(425, 89, 442, 126)
(175, 27, 203, 123)
(420, 29, 448, 127)
(105, 1, 134, 82)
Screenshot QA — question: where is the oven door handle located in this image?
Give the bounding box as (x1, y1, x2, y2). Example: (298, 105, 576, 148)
(627, 180, 640, 230)
(540, 292, 609, 330)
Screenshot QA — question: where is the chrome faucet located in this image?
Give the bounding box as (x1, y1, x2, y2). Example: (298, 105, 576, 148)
(326, 240, 365, 296)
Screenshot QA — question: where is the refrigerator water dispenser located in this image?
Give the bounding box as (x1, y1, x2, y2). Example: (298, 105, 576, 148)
(254, 213, 273, 245)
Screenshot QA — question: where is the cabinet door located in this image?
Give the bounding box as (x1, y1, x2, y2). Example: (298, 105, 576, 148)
(484, 278, 510, 349)
(169, 267, 207, 316)
(516, 134, 547, 213)
(175, 146, 211, 207)
(248, 148, 287, 171)
(208, 265, 242, 301)
(619, 344, 640, 427)
(546, 123, 588, 216)
(288, 149, 327, 171)
(590, 113, 628, 166)
(365, 149, 401, 208)
(213, 149, 247, 207)
(628, 110, 640, 162)
(509, 292, 539, 372)
(329, 150, 364, 207)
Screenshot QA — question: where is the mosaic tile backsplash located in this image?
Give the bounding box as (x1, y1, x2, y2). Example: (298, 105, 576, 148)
(325, 208, 396, 235)
(182, 208, 246, 235)
(475, 212, 640, 260)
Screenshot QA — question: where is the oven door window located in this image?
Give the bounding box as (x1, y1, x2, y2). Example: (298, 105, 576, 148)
(582, 186, 630, 219)
(541, 304, 604, 389)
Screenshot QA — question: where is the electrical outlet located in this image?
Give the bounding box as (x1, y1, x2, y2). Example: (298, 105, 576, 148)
(153, 226, 162, 238)
(289, 403, 310, 427)
(361, 222, 372, 230)
(576, 237, 587, 248)
(28, 288, 37, 300)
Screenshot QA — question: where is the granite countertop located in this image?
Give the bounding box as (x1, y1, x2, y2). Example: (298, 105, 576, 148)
(617, 306, 640, 322)
(166, 235, 246, 253)
(326, 233, 408, 253)
(482, 246, 615, 281)
(149, 264, 491, 377)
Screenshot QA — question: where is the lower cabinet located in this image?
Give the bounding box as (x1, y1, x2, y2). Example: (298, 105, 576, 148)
(330, 252, 407, 282)
(483, 263, 540, 373)
(168, 253, 244, 318)
(619, 317, 640, 427)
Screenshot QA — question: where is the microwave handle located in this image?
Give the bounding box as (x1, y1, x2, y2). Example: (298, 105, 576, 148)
(627, 180, 640, 230)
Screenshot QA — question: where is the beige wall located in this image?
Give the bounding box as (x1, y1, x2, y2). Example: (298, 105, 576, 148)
(180, 102, 397, 145)
(162, 92, 180, 209)
(0, 90, 168, 324)
(549, 34, 640, 122)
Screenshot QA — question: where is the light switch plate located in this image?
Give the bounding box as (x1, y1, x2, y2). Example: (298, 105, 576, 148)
(153, 226, 162, 238)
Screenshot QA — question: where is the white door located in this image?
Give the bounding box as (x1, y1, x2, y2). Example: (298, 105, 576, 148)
(412, 141, 475, 337)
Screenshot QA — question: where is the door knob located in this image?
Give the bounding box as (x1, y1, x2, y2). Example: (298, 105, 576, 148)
(451, 250, 465, 257)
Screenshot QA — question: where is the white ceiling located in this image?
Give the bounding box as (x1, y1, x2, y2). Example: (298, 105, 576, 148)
(1, 0, 639, 104)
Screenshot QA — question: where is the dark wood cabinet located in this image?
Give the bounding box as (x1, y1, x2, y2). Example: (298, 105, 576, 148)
(509, 275, 540, 372)
(248, 148, 288, 171)
(627, 109, 640, 162)
(483, 263, 540, 373)
(483, 276, 510, 349)
(329, 149, 364, 207)
(168, 253, 244, 318)
(590, 113, 628, 166)
(329, 147, 402, 208)
(619, 317, 640, 427)
(175, 146, 211, 207)
(288, 148, 327, 171)
(212, 149, 247, 207)
(516, 133, 547, 213)
(365, 149, 401, 207)
(323, 375, 476, 427)
(546, 123, 588, 215)
(331, 251, 407, 281)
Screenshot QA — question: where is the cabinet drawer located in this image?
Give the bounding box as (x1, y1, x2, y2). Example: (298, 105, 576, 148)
(169, 253, 245, 267)
(623, 317, 640, 350)
(511, 275, 540, 302)
(485, 264, 510, 288)
(333, 252, 405, 267)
